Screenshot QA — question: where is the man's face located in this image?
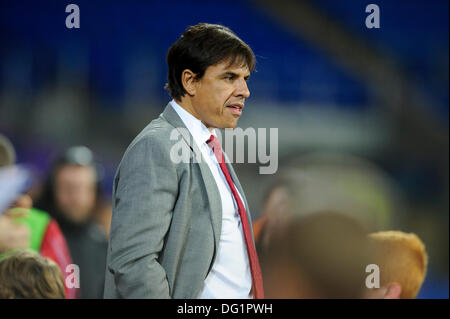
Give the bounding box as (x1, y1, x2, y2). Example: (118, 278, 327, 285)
(190, 59, 251, 129)
(53, 165, 97, 224)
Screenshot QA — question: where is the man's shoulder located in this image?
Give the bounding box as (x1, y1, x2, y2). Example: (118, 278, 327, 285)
(132, 114, 174, 147)
(135, 115, 174, 141)
(120, 112, 180, 164)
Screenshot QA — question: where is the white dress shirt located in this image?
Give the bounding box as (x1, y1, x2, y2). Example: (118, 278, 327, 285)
(170, 100, 252, 299)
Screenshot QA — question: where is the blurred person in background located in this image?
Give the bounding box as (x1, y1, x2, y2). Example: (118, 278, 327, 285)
(261, 211, 373, 298)
(257, 154, 429, 299)
(36, 145, 108, 299)
(0, 134, 30, 251)
(93, 197, 113, 239)
(0, 134, 76, 298)
(254, 152, 403, 250)
(0, 202, 30, 256)
(0, 134, 16, 168)
(0, 249, 65, 299)
(261, 212, 428, 299)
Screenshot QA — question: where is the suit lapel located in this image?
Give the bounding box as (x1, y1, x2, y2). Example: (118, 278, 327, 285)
(161, 104, 223, 252)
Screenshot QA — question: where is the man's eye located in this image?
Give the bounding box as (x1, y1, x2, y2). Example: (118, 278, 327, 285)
(225, 76, 234, 80)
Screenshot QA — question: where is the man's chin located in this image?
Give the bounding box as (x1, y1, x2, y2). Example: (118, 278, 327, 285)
(221, 119, 239, 129)
(64, 212, 91, 225)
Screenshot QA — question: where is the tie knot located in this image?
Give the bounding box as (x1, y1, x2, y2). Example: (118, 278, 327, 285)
(206, 134, 215, 144)
(206, 134, 219, 149)
(206, 134, 223, 163)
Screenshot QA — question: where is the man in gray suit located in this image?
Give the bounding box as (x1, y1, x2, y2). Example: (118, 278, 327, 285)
(104, 23, 264, 299)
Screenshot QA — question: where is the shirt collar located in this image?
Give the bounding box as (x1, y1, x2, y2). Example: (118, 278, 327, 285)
(170, 99, 215, 147)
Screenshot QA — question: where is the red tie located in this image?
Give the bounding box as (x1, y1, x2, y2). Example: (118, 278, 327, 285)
(206, 134, 264, 299)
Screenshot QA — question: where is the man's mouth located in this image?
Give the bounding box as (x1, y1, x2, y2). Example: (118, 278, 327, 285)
(226, 103, 244, 116)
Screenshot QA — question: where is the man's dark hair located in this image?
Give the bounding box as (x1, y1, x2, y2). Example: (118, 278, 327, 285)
(165, 23, 256, 100)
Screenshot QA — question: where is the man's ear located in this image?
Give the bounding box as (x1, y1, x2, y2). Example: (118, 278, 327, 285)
(383, 282, 402, 299)
(181, 69, 197, 96)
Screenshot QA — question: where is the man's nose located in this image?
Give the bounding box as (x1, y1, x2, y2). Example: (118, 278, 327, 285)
(235, 78, 250, 99)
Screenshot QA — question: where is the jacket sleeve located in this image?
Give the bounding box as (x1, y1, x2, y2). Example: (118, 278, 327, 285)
(107, 135, 178, 298)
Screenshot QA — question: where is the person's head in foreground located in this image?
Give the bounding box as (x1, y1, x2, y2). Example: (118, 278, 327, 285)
(261, 212, 373, 299)
(364, 231, 428, 299)
(165, 23, 255, 129)
(0, 249, 65, 299)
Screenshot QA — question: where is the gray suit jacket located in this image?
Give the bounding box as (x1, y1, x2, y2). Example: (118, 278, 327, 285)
(104, 103, 254, 299)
